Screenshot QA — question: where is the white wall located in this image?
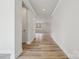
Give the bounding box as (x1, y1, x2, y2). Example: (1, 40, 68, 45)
(34, 19, 51, 33)
(51, 0, 79, 59)
(0, 0, 26, 59)
(0, 0, 15, 59)
(15, 0, 22, 58)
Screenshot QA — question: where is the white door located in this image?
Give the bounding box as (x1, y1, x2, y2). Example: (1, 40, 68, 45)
(22, 8, 35, 44)
(22, 8, 28, 43)
(27, 10, 35, 44)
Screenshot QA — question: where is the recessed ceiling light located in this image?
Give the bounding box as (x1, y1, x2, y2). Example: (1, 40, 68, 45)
(42, 9, 46, 11)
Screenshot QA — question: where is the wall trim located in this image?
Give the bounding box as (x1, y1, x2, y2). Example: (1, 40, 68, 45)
(26, 37, 35, 45)
(50, 33, 71, 59)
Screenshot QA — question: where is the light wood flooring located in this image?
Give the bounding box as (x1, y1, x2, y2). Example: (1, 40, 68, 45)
(17, 33, 69, 59)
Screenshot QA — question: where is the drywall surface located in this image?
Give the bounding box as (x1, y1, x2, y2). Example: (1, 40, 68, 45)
(15, 0, 22, 58)
(0, 0, 15, 59)
(51, 0, 79, 59)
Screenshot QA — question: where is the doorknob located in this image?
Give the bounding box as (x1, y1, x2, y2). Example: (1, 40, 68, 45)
(23, 29, 26, 32)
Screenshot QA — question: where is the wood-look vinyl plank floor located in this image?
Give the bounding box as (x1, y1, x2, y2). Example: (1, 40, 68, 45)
(17, 34, 69, 59)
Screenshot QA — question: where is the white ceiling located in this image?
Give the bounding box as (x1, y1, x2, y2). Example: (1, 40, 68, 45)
(23, 0, 59, 18)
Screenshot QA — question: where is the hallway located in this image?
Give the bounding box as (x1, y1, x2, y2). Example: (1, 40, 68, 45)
(17, 33, 69, 59)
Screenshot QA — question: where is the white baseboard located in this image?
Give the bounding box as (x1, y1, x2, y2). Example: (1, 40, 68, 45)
(26, 41, 31, 44)
(50, 34, 71, 59)
(26, 38, 35, 45)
